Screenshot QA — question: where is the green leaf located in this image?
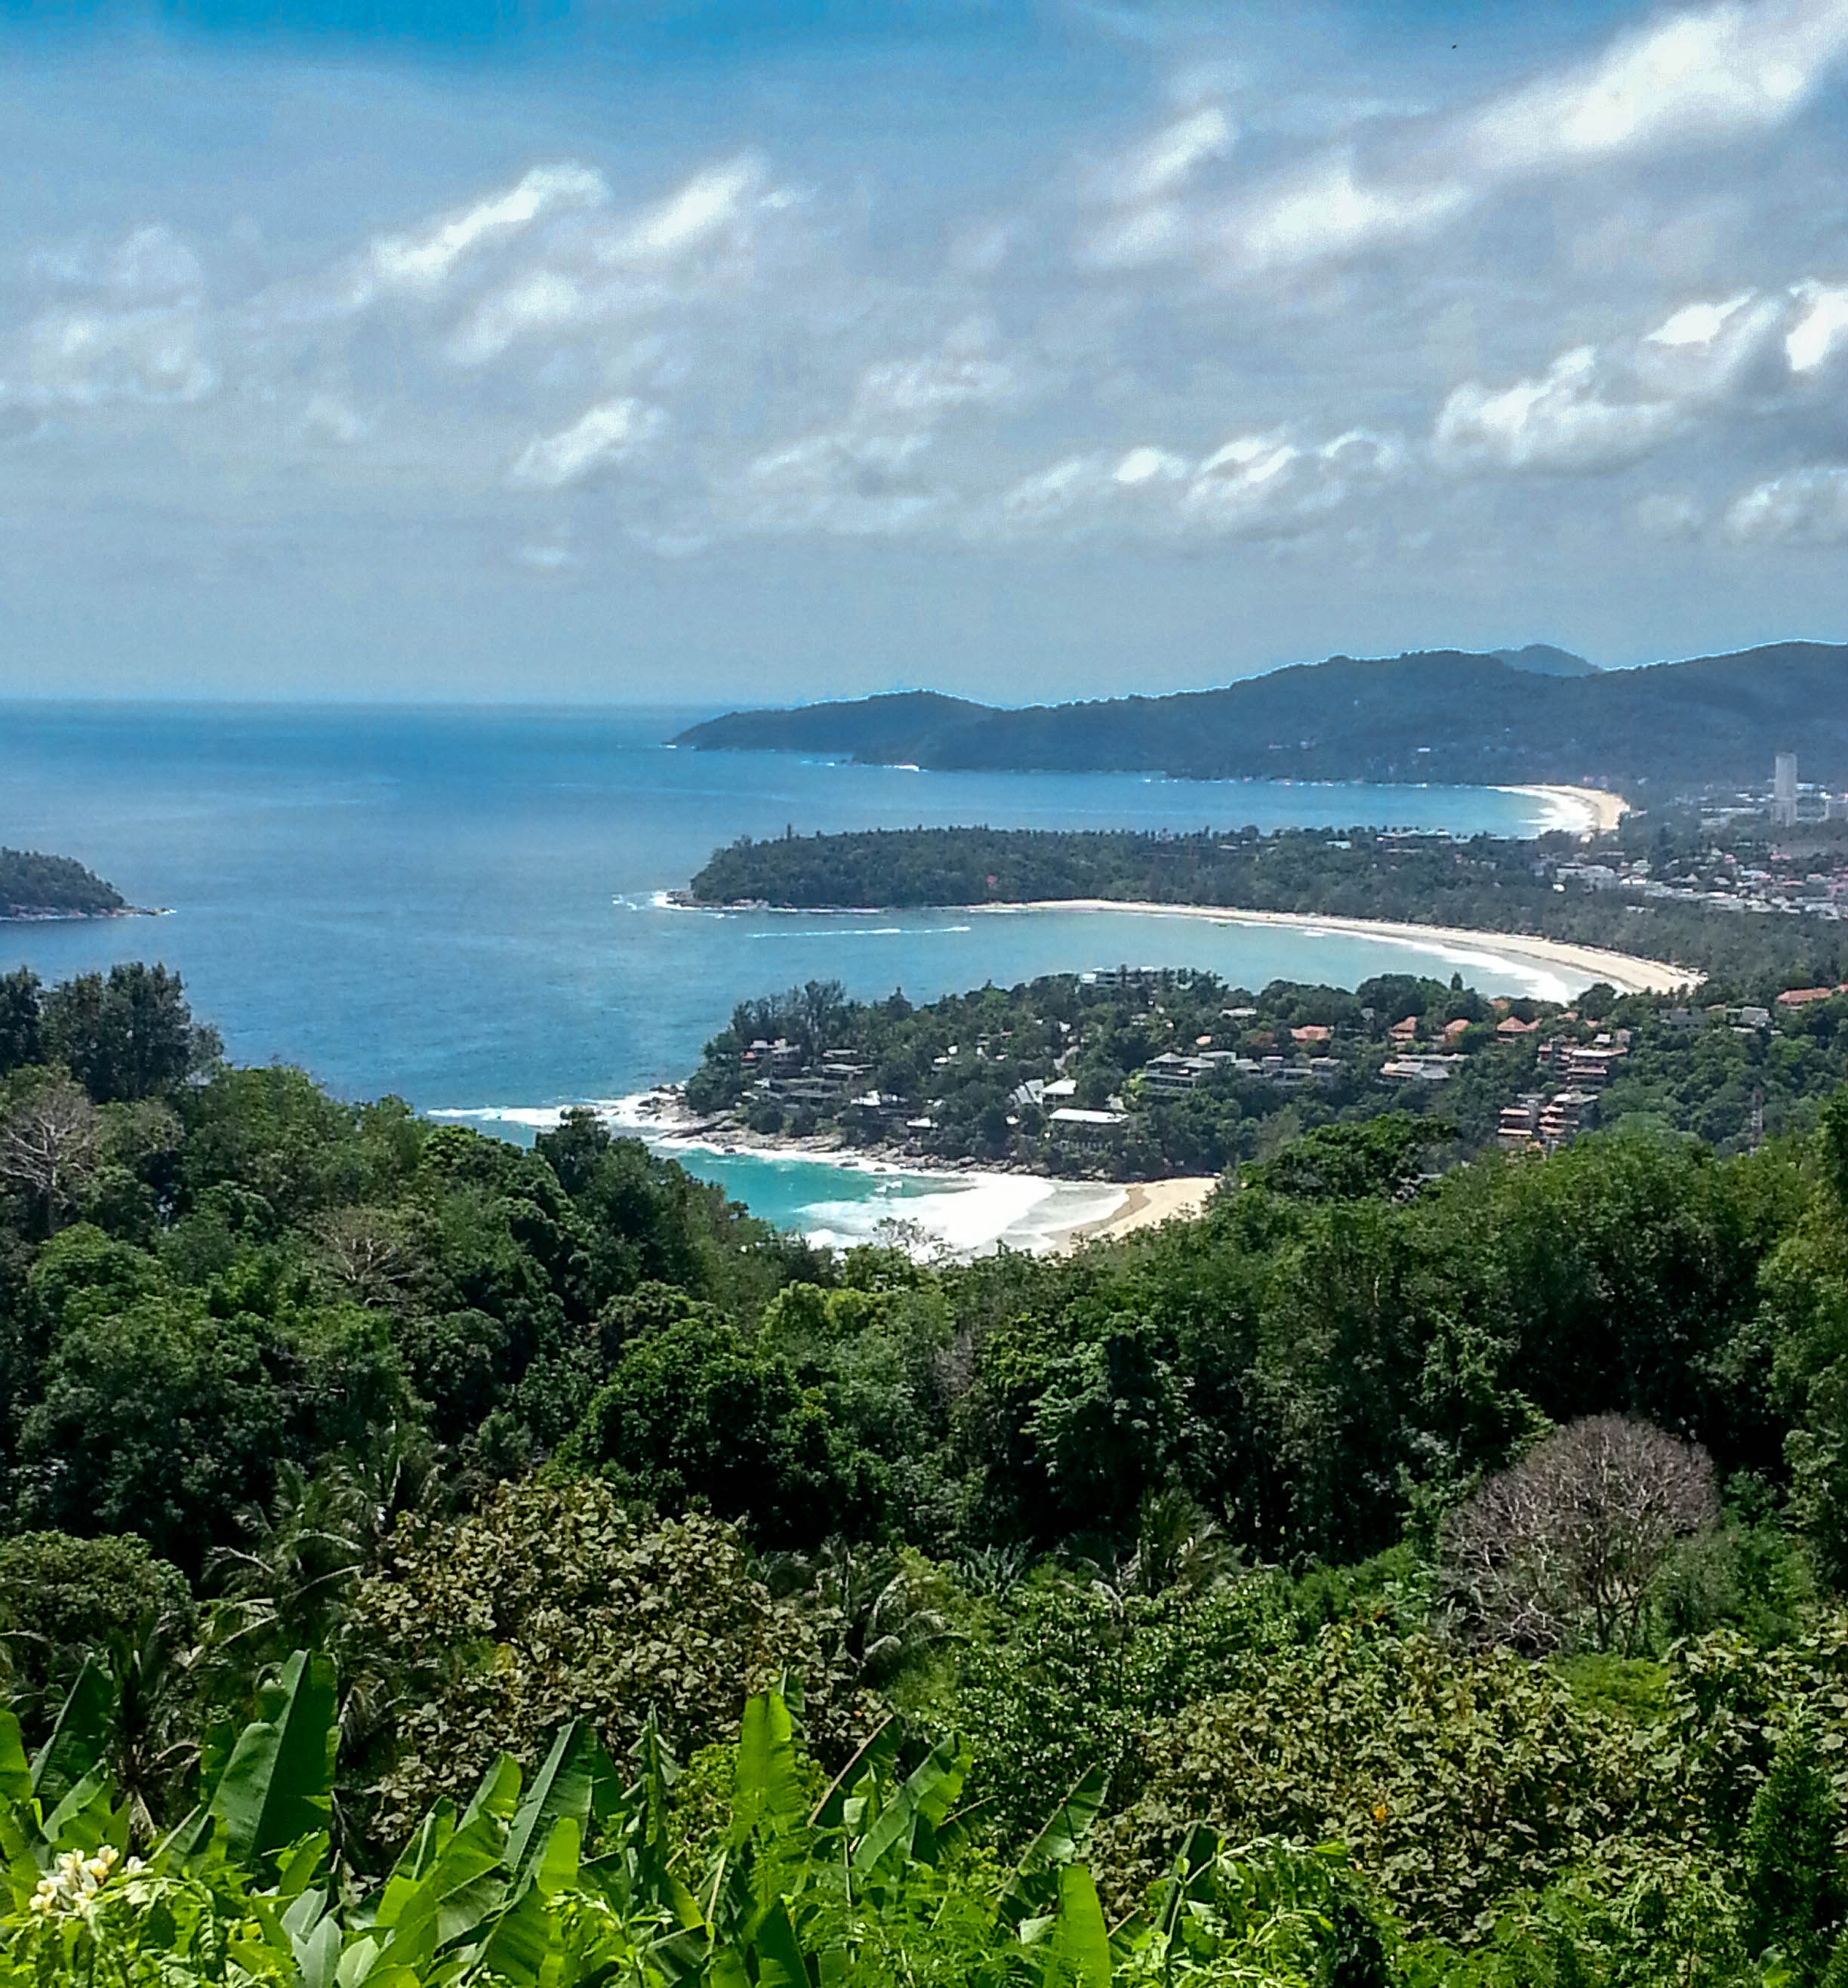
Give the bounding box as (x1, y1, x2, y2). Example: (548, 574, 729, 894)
(43, 1765, 115, 1852)
(750, 1897, 812, 1988)
(504, 1724, 615, 1890)
(811, 1718, 899, 1829)
(1016, 1765, 1107, 1877)
(208, 1650, 337, 1864)
(0, 1710, 30, 1808)
(30, 1656, 111, 1808)
(732, 1692, 806, 1844)
(1052, 1866, 1111, 1988)
(460, 1755, 522, 1830)
(851, 1738, 970, 1876)
(999, 1765, 1108, 1928)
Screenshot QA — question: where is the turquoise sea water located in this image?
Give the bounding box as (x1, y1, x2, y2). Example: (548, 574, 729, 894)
(0, 704, 1583, 1244)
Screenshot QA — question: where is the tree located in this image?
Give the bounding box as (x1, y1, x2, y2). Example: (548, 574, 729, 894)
(0, 1530, 190, 1712)
(348, 1478, 872, 1844)
(1440, 1413, 1719, 1654)
(0, 969, 41, 1077)
(566, 1308, 888, 1546)
(0, 1071, 100, 1234)
(41, 963, 219, 1103)
(1742, 1724, 1848, 1983)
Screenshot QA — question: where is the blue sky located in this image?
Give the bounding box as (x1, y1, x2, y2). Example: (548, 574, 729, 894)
(4, 0, 1848, 701)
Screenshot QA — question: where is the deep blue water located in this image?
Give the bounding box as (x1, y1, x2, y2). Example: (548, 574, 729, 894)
(0, 703, 1579, 1242)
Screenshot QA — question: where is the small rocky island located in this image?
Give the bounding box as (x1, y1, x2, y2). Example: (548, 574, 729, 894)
(0, 847, 135, 920)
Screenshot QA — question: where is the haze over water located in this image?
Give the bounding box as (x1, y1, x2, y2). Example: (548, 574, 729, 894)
(2, 703, 1581, 1243)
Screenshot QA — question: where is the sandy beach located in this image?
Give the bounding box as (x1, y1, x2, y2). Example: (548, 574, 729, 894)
(969, 899, 1694, 996)
(1051, 1176, 1219, 1250)
(1500, 783, 1630, 835)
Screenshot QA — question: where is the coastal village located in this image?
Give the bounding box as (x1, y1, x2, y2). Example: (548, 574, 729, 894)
(659, 954, 1848, 1182)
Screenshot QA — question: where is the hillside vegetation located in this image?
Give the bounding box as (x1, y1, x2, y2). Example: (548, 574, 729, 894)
(673, 640, 1848, 791)
(0, 846, 125, 918)
(13, 963, 1848, 1980)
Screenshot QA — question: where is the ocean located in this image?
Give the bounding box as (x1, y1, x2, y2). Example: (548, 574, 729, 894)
(2, 703, 1585, 1248)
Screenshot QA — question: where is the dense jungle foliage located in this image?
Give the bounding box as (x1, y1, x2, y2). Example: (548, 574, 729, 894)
(14, 962, 1848, 1980)
(684, 966, 1848, 1172)
(688, 820, 1848, 985)
(0, 848, 125, 920)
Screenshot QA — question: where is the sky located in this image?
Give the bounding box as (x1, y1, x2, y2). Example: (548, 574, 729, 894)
(5, 0, 1848, 702)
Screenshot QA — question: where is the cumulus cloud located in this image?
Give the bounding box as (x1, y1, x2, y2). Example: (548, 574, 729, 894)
(738, 429, 940, 536)
(1132, 0, 1848, 285)
(362, 164, 608, 300)
(599, 157, 765, 264)
(1220, 158, 1470, 276)
(999, 426, 1401, 540)
(853, 321, 1021, 419)
(508, 398, 667, 489)
(1434, 347, 1681, 473)
(1080, 106, 1235, 267)
(1465, 0, 1848, 171)
(446, 157, 780, 365)
(1726, 464, 1848, 541)
(1786, 282, 1848, 371)
(20, 304, 214, 407)
(1637, 491, 1709, 539)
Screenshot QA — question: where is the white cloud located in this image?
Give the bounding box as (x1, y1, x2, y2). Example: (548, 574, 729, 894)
(1434, 347, 1681, 473)
(1220, 158, 1470, 276)
(21, 305, 214, 407)
(106, 225, 202, 303)
(1113, 445, 1189, 486)
(1726, 463, 1848, 541)
(738, 429, 939, 535)
(600, 157, 764, 264)
(1104, 106, 1236, 205)
(449, 270, 587, 366)
(508, 398, 666, 489)
(1465, 0, 1848, 172)
(855, 325, 1018, 418)
(1637, 491, 1708, 539)
(298, 393, 368, 445)
(363, 164, 608, 298)
(998, 426, 1400, 540)
(1135, 0, 1848, 286)
(1644, 291, 1759, 349)
(1786, 282, 1848, 371)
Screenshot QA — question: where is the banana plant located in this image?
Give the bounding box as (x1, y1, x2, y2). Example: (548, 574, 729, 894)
(1, 1659, 1336, 1988)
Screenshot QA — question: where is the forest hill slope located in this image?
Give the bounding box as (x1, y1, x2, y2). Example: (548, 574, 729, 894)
(672, 641, 1848, 793)
(0, 847, 125, 918)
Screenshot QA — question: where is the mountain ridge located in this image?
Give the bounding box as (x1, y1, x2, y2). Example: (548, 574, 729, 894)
(670, 641, 1848, 792)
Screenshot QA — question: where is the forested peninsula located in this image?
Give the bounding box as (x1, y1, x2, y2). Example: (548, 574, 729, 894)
(685, 818, 1848, 986)
(0, 846, 128, 919)
(15, 960, 1848, 1980)
(672, 639, 1848, 791)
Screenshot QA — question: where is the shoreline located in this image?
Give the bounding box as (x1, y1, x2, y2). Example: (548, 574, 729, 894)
(1498, 782, 1629, 835)
(965, 901, 1693, 996)
(602, 1093, 1209, 1254)
(668, 892, 1696, 997)
(0, 904, 164, 923)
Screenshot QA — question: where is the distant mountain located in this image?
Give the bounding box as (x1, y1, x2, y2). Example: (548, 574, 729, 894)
(1491, 645, 1597, 677)
(670, 642, 1848, 793)
(670, 689, 989, 763)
